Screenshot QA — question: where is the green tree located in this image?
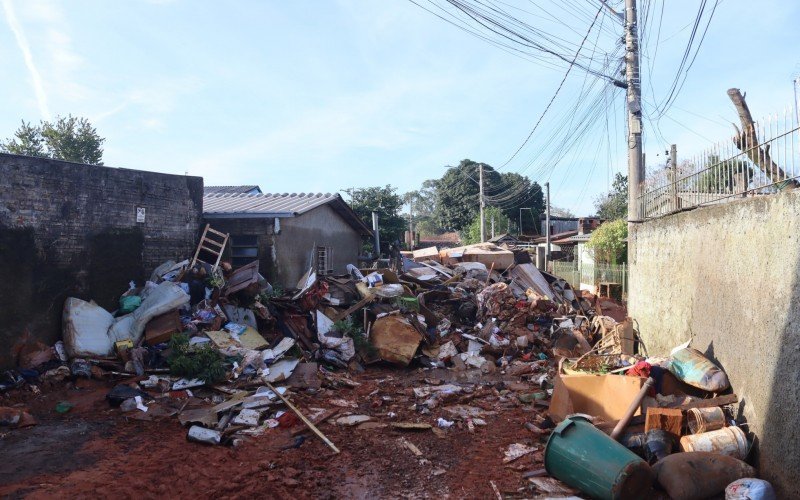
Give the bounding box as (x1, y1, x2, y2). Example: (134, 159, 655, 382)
(586, 219, 628, 264)
(435, 159, 500, 231)
(343, 185, 406, 254)
(0, 121, 45, 157)
(492, 172, 545, 235)
(461, 206, 511, 245)
(1, 115, 105, 165)
(696, 155, 753, 193)
(405, 179, 442, 237)
(594, 173, 628, 220)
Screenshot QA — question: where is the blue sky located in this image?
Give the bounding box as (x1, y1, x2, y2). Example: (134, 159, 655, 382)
(1, 0, 798, 215)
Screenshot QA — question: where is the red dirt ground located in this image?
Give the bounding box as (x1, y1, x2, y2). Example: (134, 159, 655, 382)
(0, 368, 553, 499)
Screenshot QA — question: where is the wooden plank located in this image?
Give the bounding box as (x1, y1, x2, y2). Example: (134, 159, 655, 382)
(664, 393, 738, 410)
(200, 245, 221, 255)
(332, 296, 374, 323)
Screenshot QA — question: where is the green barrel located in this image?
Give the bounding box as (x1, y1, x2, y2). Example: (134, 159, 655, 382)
(544, 416, 653, 499)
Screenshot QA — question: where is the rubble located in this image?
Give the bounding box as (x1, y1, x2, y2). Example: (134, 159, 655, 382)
(0, 233, 766, 499)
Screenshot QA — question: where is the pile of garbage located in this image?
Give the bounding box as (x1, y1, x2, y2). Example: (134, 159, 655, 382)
(0, 238, 773, 499)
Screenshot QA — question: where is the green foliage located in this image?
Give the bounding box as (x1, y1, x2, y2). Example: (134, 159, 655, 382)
(344, 185, 406, 253)
(167, 333, 227, 383)
(333, 317, 376, 357)
(1, 115, 104, 165)
(696, 155, 753, 193)
(594, 173, 628, 220)
(433, 159, 543, 233)
(406, 180, 444, 236)
(461, 206, 511, 245)
(586, 219, 628, 264)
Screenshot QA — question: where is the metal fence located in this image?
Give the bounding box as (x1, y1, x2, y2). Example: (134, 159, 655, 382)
(636, 107, 800, 220)
(551, 260, 628, 300)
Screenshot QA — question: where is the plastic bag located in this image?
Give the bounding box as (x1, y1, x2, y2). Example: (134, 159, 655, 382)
(725, 478, 776, 500)
(119, 295, 142, 314)
(669, 347, 730, 392)
(107, 281, 189, 345)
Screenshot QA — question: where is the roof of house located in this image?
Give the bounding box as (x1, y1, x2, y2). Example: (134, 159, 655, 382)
(204, 185, 263, 195)
(488, 233, 520, 243)
(419, 232, 462, 244)
(203, 192, 372, 235)
(531, 230, 578, 244)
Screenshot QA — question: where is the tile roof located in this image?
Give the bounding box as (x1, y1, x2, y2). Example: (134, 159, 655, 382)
(204, 185, 262, 195)
(203, 192, 372, 235)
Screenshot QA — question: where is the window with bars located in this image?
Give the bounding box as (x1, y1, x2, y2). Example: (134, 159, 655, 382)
(230, 235, 259, 268)
(316, 246, 333, 275)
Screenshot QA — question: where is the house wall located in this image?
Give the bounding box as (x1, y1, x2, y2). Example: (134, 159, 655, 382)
(0, 153, 203, 369)
(629, 189, 800, 497)
(204, 204, 363, 289)
(276, 204, 362, 286)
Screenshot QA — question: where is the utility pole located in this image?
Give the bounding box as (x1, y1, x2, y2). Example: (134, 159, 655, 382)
(625, 0, 643, 223)
(407, 195, 414, 250)
(545, 182, 551, 266)
(519, 208, 523, 236)
(371, 212, 380, 257)
(491, 216, 495, 239)
(479, 163, 486, 242)
(669, 144, 678, 212)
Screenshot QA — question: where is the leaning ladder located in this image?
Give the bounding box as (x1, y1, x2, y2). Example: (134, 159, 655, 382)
(191, 224, 229, 272)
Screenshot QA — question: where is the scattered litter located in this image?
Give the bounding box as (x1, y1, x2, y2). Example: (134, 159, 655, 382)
(503, 443, 538, 463)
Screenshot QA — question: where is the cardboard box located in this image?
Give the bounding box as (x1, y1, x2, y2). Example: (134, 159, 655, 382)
(549, 374, 647, 423)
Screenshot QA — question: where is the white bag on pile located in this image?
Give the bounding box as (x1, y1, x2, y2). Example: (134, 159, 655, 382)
(108, 281, 189, 345)
(315, 310, 356, 361)
(63, 298, 115, 357)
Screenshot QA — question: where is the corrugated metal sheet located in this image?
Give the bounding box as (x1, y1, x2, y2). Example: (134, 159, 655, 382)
(203, 192, 339, 216)
(204, 185, 262, 195)
(203, 192, 373, 236)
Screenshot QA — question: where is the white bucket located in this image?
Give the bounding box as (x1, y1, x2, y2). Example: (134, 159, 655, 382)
(679, 425, 748, 460)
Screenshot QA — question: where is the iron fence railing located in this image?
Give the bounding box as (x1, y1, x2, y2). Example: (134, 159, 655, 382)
(551, 261, 628, 300)
(636, 107, 800, 220)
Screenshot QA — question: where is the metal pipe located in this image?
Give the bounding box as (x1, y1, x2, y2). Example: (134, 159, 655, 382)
(610, 377, 654, 440)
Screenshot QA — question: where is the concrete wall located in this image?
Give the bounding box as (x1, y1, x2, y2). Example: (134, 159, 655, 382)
(205, 204, 363, 288)
(629, 189, 800, 497)
(277, 204, 362, 286)
(0, 153, 203, 368)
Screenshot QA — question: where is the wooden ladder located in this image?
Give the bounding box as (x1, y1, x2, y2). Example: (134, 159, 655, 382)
(191, 224, 229, 271)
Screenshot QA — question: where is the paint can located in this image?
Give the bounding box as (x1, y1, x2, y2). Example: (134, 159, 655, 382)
(679, 426, 748, 460)
(687, 406, 726, 434)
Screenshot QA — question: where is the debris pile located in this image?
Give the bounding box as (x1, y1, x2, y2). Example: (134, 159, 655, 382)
(0, 238, 771, 498)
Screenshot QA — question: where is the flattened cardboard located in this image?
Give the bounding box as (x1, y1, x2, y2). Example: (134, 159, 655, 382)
(549, 374, 646, 423)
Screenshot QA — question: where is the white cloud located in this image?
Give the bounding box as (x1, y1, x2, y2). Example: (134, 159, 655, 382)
(1, 0, 51, 120)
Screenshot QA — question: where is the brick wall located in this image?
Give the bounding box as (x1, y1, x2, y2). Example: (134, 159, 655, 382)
(0, 153, 203, 368)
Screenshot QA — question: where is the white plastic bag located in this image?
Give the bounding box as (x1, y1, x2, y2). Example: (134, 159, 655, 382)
(725, 478, 776, 500)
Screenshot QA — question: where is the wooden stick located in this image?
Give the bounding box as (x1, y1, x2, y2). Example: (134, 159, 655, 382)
(266, 383, 340, 454)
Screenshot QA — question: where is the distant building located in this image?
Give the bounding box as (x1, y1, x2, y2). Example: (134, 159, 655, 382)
(418, 231, 462, 249)
(487, 233, 520, 245)
(539, 215, 579, 235)
(203, 191, 372, 287)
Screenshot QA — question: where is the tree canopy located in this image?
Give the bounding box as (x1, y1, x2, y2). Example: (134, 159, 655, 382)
(432, 159, 544, 234)
(1, 115, 105, 165)
(343, 185, 406, 254)
(593, 173, 628, 220)
(586, 219, 627, 264)
(461, 206, 511, 245)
